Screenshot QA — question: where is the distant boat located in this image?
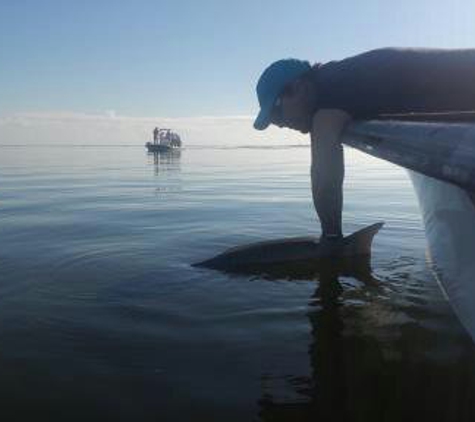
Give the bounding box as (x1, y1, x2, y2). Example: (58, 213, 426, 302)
(146, 128, 182, 152)
(145, 142, 177, 152)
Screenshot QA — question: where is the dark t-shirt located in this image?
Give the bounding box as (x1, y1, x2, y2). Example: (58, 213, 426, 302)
(314, 48, 475, 119)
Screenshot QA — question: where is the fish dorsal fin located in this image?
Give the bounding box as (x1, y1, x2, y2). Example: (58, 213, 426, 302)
(342, 222, 384, 256)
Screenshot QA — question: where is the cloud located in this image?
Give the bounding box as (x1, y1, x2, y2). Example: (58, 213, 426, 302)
(0, 111, 307, 146)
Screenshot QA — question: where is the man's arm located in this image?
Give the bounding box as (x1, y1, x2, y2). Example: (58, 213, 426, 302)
(310, 109, 352, 237)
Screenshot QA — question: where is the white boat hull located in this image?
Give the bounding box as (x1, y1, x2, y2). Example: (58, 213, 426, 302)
(409, 171, 475, 342)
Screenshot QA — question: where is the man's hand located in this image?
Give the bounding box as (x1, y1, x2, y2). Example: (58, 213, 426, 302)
(318, 234, 345, 257)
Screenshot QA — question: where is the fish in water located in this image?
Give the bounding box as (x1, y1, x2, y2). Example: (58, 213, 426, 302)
(193, 222, 384, 278)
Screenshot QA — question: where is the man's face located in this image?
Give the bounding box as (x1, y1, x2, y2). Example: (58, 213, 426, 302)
(269, 81, 313, 133)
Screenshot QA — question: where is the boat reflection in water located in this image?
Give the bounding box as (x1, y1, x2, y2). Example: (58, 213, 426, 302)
(257, 256, 475, 421)
(147, 149, 181, 177)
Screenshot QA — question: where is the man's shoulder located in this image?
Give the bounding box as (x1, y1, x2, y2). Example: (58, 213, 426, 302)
(328, 47, 475, 66)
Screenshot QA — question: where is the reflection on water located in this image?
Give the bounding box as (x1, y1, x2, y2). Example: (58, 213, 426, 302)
(147, 150, 181, 176)
(2, 146, 475, 420)
(147, 150, 183, 196)
(259, 262, 475, 421)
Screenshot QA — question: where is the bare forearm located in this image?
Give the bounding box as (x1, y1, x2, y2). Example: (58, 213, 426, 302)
(311, 142, 344, 237)
(310, 109, 351, 237)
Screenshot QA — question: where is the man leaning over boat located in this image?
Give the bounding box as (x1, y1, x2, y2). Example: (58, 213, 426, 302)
(253, 47, 475, 250)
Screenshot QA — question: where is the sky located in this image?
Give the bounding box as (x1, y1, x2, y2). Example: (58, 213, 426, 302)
(0, 0, 474, 144)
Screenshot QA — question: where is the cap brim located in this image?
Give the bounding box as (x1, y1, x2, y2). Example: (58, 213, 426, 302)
(253, 106, 272, 130)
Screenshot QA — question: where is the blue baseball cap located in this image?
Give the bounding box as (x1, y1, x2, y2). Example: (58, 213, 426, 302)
(253, 59, 311, 130)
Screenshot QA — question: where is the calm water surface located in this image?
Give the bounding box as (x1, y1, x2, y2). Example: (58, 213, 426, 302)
(1, 145, 475, 421)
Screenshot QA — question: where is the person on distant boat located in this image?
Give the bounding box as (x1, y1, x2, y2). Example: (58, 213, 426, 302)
(163, 130, 171, 146)
(253, 48, 475, 248)
(153, 127, 159, 144)
(170, 133, 181, 147)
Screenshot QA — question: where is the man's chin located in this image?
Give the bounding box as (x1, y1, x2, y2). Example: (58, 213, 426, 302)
(290, 126, 309, 134)
(298, 123, 311, 134)
(300, 118, 312, 134)
(285, 120, 310, 134)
